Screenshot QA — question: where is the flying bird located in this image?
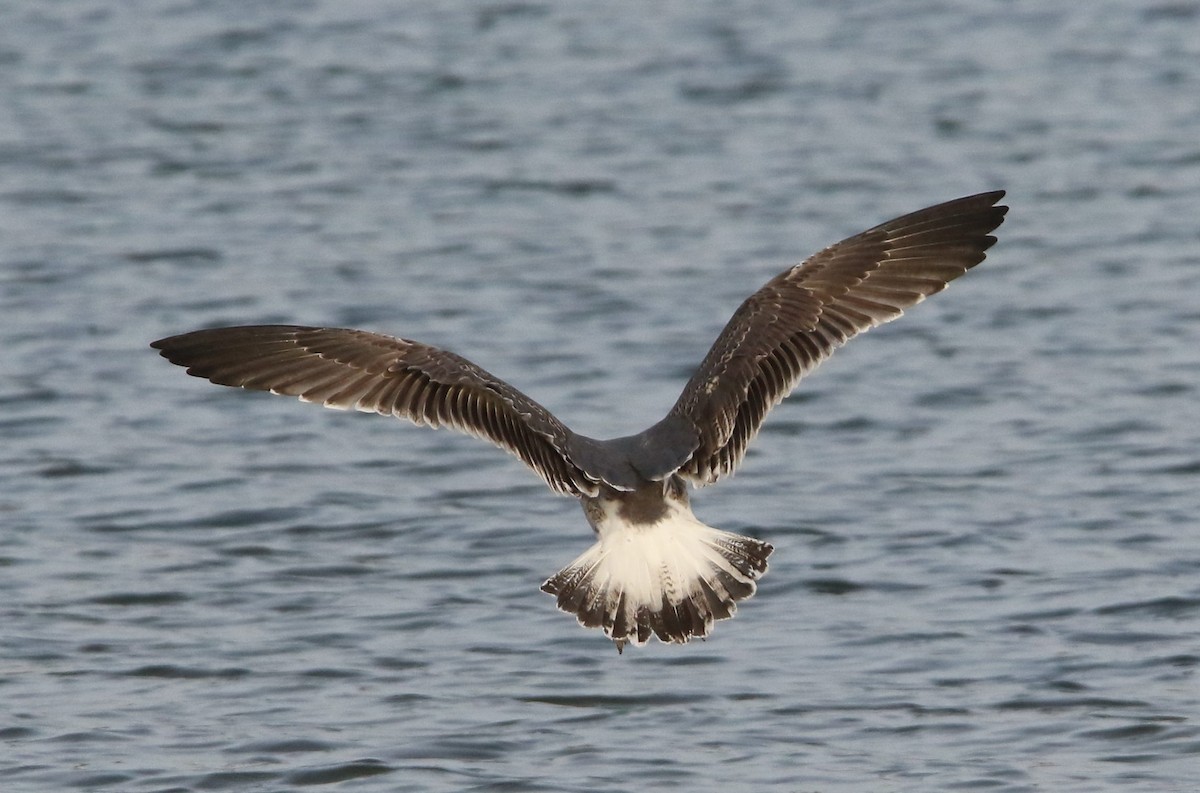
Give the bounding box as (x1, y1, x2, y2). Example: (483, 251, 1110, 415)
(152, 191, 1006, 652)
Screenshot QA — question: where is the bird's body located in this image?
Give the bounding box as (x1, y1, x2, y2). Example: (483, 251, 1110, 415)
(152, 191, 1007, 651)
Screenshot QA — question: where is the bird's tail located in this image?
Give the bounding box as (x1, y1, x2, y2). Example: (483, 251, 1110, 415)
(541, 518, 773, 652)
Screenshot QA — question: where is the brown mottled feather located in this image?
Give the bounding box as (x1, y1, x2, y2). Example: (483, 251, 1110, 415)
(152, 192, 1006, 497)
(670, 190, 1007, 484)
(151, 326, 599, 497)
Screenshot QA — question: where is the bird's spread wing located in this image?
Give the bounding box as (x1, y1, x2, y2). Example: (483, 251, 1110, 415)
(151, 325, 600, 496)
(668, 191, 1008, 485)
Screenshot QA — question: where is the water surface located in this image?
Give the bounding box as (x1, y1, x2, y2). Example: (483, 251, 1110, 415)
(2, 2, 1198, 791)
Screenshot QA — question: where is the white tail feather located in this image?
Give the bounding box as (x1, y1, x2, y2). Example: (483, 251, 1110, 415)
(542, 507, 772, 651)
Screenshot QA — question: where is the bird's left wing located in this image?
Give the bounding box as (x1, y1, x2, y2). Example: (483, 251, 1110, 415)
(151, 325, 600, 496)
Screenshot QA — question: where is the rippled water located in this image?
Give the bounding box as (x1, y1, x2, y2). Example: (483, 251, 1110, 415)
(3, 1, 1199, 791)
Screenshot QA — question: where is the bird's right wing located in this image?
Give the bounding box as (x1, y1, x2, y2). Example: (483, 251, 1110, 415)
(668, 191, 1008, 485)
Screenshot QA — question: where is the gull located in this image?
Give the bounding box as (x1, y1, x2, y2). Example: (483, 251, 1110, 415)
(152, 191, 1006, 652)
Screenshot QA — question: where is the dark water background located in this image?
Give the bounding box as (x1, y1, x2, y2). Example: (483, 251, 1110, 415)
(2, 1, 1199, 791)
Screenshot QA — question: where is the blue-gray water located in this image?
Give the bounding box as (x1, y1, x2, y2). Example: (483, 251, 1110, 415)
(3, 2, 1198, 791)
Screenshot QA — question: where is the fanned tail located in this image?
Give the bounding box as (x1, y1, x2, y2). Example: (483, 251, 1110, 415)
(541, 520, 773, 652)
